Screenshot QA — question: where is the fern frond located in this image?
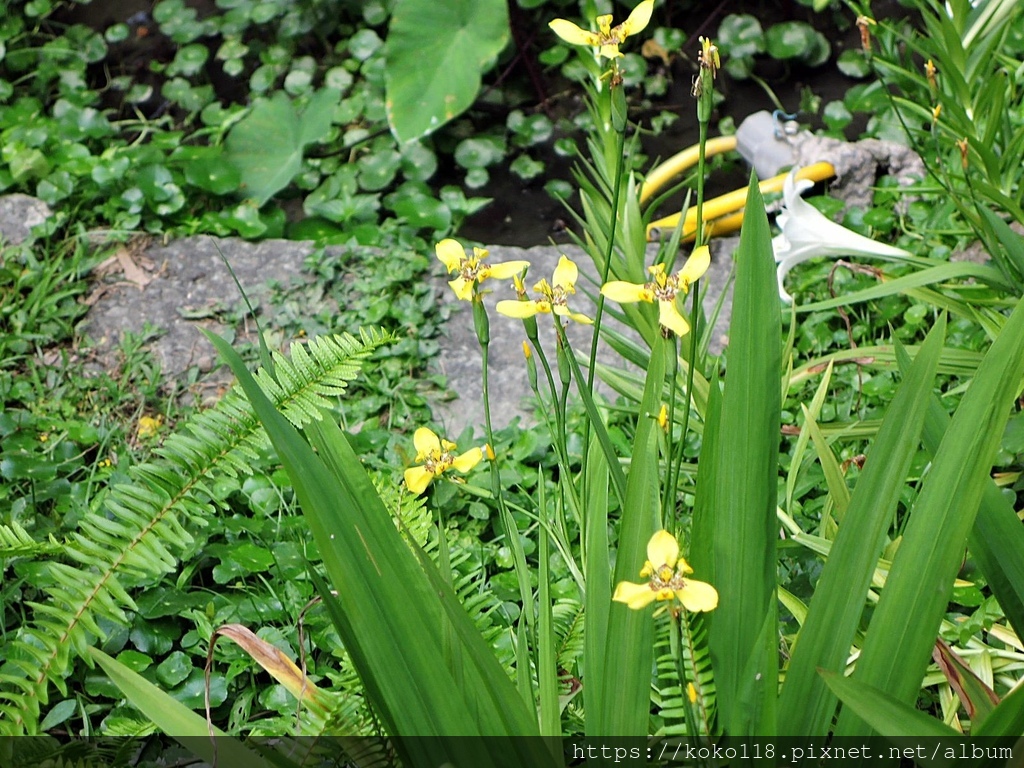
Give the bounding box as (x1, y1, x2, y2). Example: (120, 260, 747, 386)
(371, 474, 432, 548)
(0, 522, 62, 559)
(447, 549, 517, 674)
(553, 598, 585, 679)
(0, 330, 391, 735)
(653, 611, 717, 737)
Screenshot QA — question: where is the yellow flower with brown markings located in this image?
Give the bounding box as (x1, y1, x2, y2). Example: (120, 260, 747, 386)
(404, 427, 483, 495)
(613, 530, 718, 612)
(435, 239, 529, 302)
(496, 255, 593, 324)
(601, 246, 709, 337)
(549, 0, 654, 60)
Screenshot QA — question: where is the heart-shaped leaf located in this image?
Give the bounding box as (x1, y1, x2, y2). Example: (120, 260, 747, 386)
(384, 0, 509, 144)
(225, 88, 339, 206)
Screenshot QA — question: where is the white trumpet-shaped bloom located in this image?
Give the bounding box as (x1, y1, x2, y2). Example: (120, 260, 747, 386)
(772, 171, 913, 302)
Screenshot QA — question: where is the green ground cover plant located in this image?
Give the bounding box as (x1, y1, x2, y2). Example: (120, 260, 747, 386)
(2, 0, 1024, 759)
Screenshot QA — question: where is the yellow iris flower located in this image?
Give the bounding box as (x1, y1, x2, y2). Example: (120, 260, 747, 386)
(549, 0, 654, 60)
(613, 530, 718, 612)
(600, 245, 710, 337)
(403, 427, 483, 495)
(495, 255, 592, 324)
(435, 239, 529, 302)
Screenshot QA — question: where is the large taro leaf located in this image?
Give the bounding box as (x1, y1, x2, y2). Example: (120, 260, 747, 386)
(384, 0, 509, 144)
(225, 88, 339, 206)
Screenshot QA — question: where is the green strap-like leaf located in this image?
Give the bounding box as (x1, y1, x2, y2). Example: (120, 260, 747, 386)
(694, 171, 781, 736)
(778, 316, 946, 736)
(893, 336, 1024, 672)
(821, 670, 961, 738)
(205, 331, 552, 760)
(594, 337, 666, 735)
(834, 294, 1024, 736)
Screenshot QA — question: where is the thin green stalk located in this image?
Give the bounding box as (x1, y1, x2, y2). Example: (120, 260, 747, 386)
(578, 109, 628, 523)
(529, 334, 584, 519)
(476, 302, 534, 632)
(584, 121, 628, 393)
(661, 336, 679, 525)
(670, 65, 711, 531)
(554, 324, 628, 508)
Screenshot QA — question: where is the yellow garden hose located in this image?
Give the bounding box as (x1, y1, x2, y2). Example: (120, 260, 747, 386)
(639, 130, 836, 242)
(639, 135, 738, 205)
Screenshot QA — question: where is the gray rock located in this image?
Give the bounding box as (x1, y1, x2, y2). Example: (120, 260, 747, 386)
(79, 236, 327, 405)
(0, 194, 53, 245)
(75, 227, 735, 434)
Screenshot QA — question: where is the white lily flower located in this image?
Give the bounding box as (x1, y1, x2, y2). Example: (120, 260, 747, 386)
(772, 170, 913, 302)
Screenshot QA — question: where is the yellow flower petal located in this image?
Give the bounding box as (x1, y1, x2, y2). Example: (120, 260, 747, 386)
(613, 580, 659, 609)
(658, 299, 690, 337)
(413, 427, 441, 460)
(680, 245, 711, 286)
(486, 260, 531, 280)
(601, 280, 650, 303)
(600, 44, 622, 59)
(676, 579, 719, 612)
(404, 466, 434, 495)
(496, 299, 543, 318)
(451, 447, 483, 473)
(551, 306, 593, 324)
(449, 277, 474, 302)
(435, 239, 464, 273)
(619, 0, 654, 37)
(646, 530, 679, 570)
(549, 18, 599, 47)
(552, 255, 579, 291)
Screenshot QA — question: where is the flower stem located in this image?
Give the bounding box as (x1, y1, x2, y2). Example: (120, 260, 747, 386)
(580, 81, 629, 514)
(476, 301, 534, 630)
(670, 81, 711, 532)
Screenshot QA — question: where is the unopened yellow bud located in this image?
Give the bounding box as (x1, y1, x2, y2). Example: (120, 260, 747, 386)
(687, 682, 698, 704)
(925, 59, 937, 90)
(484, 443, 495, 461)
(657, 404, 670, 433)
(931, 104, 942, 123)
(522, 340, 532, 360)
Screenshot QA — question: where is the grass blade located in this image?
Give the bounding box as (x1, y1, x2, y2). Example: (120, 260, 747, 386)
(692, 172, 781, 736)
(87, 647, 272, 767)
(821, 670, 960, 738)
(583, 429, 611, 731)
(894, 340, 1024, 642)
(778, 316, 946, 735)
(834, 295, 1024, 735)
(596, 337, 666, 735)
(204, 331, 552, 760)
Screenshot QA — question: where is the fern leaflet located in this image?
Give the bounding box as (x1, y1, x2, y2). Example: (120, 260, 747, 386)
(0, 330, 391, 734)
